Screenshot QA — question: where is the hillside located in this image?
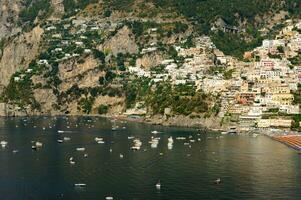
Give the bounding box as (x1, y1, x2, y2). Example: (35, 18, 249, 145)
(0, 0, 300, 130)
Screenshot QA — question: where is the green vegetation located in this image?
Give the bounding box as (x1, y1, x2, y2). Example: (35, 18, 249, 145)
(19, 0, 52, 25)
(79, 97, 94, 114)
(2, 73, 40, 110)
(98, 104, 109, 114)
(288, 52, 301, 65)
(145, 83, 212, 116)
(212, 31, 262, 59)
(63, 0, 98, 13)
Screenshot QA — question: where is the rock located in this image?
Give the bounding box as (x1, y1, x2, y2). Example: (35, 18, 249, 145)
(33, 89, 58, 115)
(0, 0, 22, 39)
(99, 26, 138, 56)
(0, 26, 44, 87)
(136, 52, 165, 69)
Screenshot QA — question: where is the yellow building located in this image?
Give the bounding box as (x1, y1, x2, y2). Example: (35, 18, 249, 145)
(271, 93, 294, 105)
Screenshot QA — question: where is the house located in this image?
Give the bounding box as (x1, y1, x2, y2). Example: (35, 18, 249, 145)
(257, 119, 292, 128)
(14, 77, 20, 82)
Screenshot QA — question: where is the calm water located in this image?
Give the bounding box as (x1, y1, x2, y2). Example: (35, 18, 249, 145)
(0, 116, 300, 200)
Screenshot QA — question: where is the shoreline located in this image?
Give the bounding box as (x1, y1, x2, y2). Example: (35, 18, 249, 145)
(0, 113, 228, 132)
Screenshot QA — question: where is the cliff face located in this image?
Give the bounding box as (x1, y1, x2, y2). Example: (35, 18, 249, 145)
(0, 26, 44, 87)
(0, 0, 22, 39)
(98, 26, 139, 56)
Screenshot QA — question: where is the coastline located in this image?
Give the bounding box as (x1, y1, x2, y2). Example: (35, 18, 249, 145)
(0, 112, 229, 132)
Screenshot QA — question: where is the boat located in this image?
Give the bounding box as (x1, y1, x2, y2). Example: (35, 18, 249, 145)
(31, 145, 37, 150)
(12, 150, 19, 154)
(131, 139, 142, 150)
(57, 140, 63, 143)
(76, 147, 85, 151)
(127, 136, 134, 140)
(63, 137, 71, 141)
(156, 181, 161, 189)
(74, 183, 86, 187)
(0, 141, 8, 148)
(221, 131, 228, 135)
(84, 154, 88, 158)
(57, 130, 65, 133)
(119, 154, 124, 158)
(167, 137, 174, 150)
(214, 178, 221, 184)
(176, 137, 186, 140)
(95, 137, 103, 142)
(151, 130, 162, 134)
(105, 197, 113, 200)
(228, 127, 238, 135)
(35, 142, 43, 147)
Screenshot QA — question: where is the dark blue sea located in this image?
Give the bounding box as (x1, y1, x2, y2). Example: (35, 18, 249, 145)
(0, 116, 300, 200)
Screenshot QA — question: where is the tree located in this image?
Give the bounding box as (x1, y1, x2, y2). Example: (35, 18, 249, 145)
(98, 104, 109, 114)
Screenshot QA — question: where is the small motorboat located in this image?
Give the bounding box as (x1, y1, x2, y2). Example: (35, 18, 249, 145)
(176, 137, 186, 140)
(84, 154, 88, 158)
(105, 197, 113, 200)
(151, 130, 160, 134)
(214, 178, 221, 184)
(74, 183, 86, 187)
(12, 150, 19, 154)
(76, 147, 85, 151)
(63, 137, 71, 141)
(119, 154, 124, 159)
(57, 140, 63, 143)
(32, 145, 37, 150)
(94, 137, 103, 142)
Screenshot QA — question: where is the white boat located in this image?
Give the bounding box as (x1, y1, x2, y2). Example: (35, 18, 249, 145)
(151, 130, 161, 134)
(74, 183, 86, 187)
(214, 178, 221, 184)
(167, 137, 174, 150)
(0, 141, 8, 148)
(156, 181, 161, 189)
(131, 139, 142, 150)
(119, 154, 124, 158)
(105, 197, 113, 200)
(84, 154, 88, 158)
(127, 136, 134, 140)
(57, 140, 63, 143)
(168, 137, 174, 144)
(95, 137, 103, 142)
(12, 150, 18, 154)
(176, 137, 186, 140)
(35, 142, 43, 147)
(57, 130, 65, 133)
(63, 137, 71, 141)
(76, 147, 85, 151)
(97, 140, 105, 144)
(221, 131, 228, 135)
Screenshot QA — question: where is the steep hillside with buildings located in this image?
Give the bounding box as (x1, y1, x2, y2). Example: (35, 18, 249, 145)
(0, 0, 300, 131)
